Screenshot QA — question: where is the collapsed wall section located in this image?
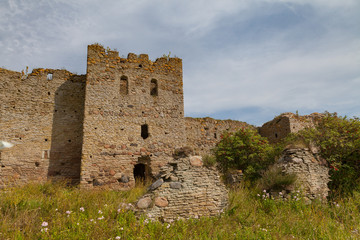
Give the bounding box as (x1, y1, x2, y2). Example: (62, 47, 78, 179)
(277, 148, 329, 200)
(80, 44, 186, 189)
(259, 112, 323, 143)
(185, 117, 251, 155)
(0, 68, 86, 187)
(135, 155, 228, 222)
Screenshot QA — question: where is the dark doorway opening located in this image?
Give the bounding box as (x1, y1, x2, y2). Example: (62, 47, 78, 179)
(133, 163, 146, 183)
(141, 124, 149, 139)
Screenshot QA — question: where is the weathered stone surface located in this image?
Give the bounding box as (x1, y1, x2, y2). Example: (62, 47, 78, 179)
(137, 197, 152, 209)
(0, 43, 327, 197)
(170, 176, 178, 181)
(137, 156, 228, 222)
(276, 148, 329, 200)
(190, 156, 203, 167)
(185, 118, 251, 156)
(121, 175, 129, 183)
(114, 173, 122, 179)
(154, 197, 168, 207)
(149, 178, 163, 190)
(170, 182, 182, 189)
(259, 112, 323, 143)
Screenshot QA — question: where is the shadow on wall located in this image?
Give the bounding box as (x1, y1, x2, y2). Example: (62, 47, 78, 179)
(47, 76, 86, 184)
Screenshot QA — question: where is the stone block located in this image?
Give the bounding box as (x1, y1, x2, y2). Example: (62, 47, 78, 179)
(170, 182, 182, 189)
(121, 175, 129, 183)
(114, 173, 122, 179)
(137, 197, 152, 209)
(190, 156, 203, 167)
(149, 178, 164, 190)
(154, 197, 168, 207)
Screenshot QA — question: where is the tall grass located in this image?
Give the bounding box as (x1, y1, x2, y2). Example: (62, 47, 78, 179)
(1, 182, 360, 239)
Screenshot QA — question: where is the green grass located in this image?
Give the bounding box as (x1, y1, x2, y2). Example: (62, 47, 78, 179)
(1, 182, 360, 239)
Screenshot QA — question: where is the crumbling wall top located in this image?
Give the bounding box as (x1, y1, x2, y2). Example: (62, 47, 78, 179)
(87, 43, 182, 74)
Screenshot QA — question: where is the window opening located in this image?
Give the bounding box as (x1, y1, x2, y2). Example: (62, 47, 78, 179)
(120, 76, 128, 95)
(47, 73, 53, 80)
(141, 124, 149, 139)
(150, 79, 158, 96)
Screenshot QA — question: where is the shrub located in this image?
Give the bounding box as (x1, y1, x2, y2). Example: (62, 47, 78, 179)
(202, 155, 216, 168)
(257, 165, 297, 192)
(284, 112, 360, 197)
(213, 128, 275, 181)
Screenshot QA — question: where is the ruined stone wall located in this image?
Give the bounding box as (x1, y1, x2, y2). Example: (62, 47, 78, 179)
(185, 117, 251, 155)
(0, 68, 85, 187)
(276, 148, 329, 200)
(80, 44, 186, 189)
(135, 155, 228, 222)
(259, 112, 323, 143)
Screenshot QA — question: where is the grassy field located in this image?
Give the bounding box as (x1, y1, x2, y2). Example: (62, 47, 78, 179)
(1, 182, 360, 239)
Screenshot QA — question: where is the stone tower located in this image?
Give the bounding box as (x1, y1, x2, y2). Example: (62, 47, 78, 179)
(80, 44, 186, 189)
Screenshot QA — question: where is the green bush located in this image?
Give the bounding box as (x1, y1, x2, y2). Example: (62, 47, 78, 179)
(213, 127, 275, 181)
(257, 165, 297, 192)
(202, 154, 216, 167)
(285, 112, 360, 197)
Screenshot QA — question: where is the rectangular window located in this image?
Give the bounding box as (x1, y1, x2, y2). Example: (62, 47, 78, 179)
(120, 76, 129, 95)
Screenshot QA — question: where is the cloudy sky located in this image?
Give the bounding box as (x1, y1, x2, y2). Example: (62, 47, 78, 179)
(1, 0, 359, 126)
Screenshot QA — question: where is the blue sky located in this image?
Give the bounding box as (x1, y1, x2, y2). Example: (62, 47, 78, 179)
(1, 0, 359, 126)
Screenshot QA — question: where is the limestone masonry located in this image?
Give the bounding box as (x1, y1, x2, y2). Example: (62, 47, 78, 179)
(0, 44, 252, 189)
(258, 112, 323, 143)
(135, 150, 228, 222)
(276, 148, 329, 201)
(0, 44, 324, 191)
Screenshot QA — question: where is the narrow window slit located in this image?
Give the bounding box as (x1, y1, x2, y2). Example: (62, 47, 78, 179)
(141, 124, 149, 139)
(150, 79, 158, 96)
(120, 76, 129, 95)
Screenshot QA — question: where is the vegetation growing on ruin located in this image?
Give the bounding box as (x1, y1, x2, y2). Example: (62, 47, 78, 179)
(282, 112, 360, 197)
(213, 127, 279, 181)
(214, 112, 360, 198)
(257, 165, 297, 193)
(1, 182, 360, 239)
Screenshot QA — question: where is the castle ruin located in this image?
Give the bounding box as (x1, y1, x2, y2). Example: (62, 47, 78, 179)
(0, 44, 249, 189)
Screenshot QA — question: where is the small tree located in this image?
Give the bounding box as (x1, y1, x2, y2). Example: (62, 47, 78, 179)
(213, 128, 275, 181)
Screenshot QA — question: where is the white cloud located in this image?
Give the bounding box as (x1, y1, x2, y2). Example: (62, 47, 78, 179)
(0, 0, 359, 125)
